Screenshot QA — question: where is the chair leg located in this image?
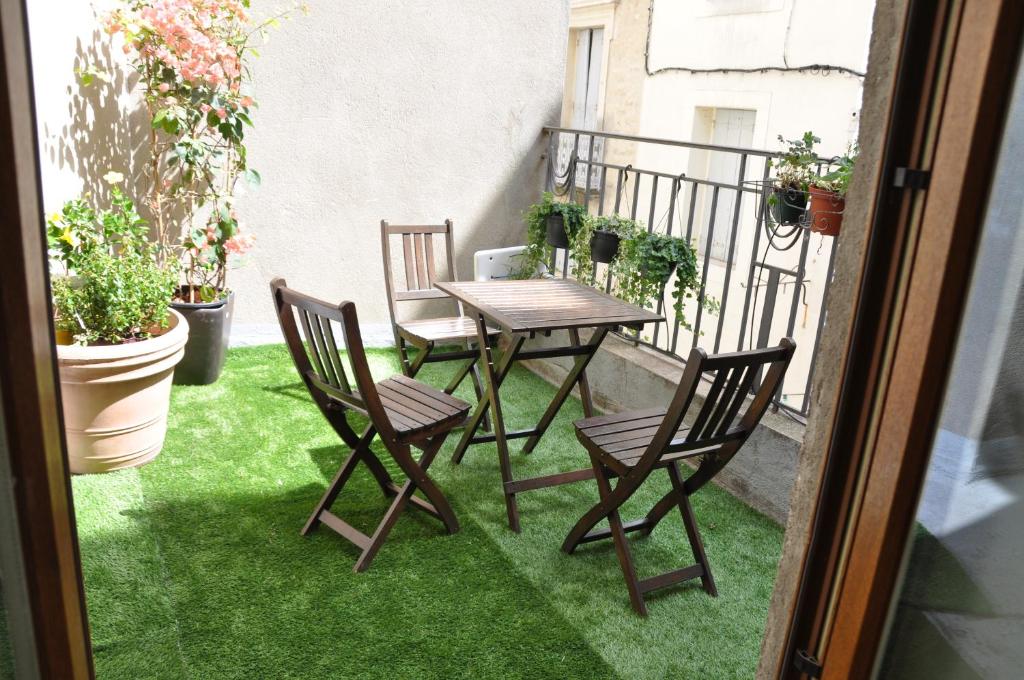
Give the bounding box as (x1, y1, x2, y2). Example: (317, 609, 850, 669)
(354, 478, 417, 572)
(302, 426, 376, 535)
(594, 462, 647, 616)
(407, 436, 460, 534)
(669, 463, 717, 597)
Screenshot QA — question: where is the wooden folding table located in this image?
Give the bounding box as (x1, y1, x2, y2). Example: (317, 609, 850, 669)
(434, 279, 663, 532)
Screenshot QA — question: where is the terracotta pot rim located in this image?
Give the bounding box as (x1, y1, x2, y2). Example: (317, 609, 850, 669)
(808, 185, 845, 199)
(170, 288, 234, 310)
(56, 309, 189, 363)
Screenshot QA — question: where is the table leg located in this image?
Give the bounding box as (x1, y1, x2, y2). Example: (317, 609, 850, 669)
(468, 314, 524, 532)
(570, 328, 595, 418)
(450, 333, 525, 464)
(521, 327, 608, 455)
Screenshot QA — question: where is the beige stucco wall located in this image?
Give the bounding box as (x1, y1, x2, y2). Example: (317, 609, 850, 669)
(28, 1, 570, 337)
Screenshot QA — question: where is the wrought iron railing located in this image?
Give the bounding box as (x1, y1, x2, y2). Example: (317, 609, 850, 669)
(542, 126, 839, 421)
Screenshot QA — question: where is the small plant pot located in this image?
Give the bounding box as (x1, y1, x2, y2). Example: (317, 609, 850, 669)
(770, 186, 808, 226)
(170, 288, 235, 385)
(545, 213, 570, 248)
(56, 309, 189, 474)
(590, 230, 621, 263)
(808, 185, 846, 237)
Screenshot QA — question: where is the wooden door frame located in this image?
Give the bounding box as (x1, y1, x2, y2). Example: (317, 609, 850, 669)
(0, 0, 94, 677)
(770, 0, 1024, 677)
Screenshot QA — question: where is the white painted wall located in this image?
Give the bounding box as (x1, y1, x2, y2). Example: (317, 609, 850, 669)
(29, 1, 570, 337)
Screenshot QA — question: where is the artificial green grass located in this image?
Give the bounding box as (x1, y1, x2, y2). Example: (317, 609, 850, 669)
(71, 345, 784, 679)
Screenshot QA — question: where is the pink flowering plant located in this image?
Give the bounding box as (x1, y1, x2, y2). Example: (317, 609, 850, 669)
(101, 0, 303, 302)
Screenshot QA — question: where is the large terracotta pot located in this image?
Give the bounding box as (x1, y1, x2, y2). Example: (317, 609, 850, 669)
(56, 310, 189, 474)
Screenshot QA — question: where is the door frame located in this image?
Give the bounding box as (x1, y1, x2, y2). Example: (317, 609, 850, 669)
(0, 0, 94, 677)
(768, 0, 1024, 677)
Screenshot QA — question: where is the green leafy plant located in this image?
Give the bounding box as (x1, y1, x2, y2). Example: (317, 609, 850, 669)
(769, 131, 819, 192)
(569, 214, 641, 282)
(612, 230, 716, 330)
(513, 192, 587, 278)
(48, 183, 176, 345)
(813, 144, 858, 197)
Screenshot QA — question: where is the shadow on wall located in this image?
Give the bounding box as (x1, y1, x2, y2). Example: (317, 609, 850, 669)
(44, 31, 149, 211)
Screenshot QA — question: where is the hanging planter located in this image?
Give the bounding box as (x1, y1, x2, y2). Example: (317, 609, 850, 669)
(808, 185, 845, 237)
(546, 213, 570, 248)
(768, 132, 819, 227)
(590, 230, 621, 263)
(770, 186, 809, 226)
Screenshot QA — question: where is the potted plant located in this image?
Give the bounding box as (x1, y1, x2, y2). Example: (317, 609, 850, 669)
(808, 145, 857, 237)
(588, 214, 640, 264)
(100, 0, 299, 384)
(513, 192, 588, 278)
(768, 132, 819, 226)
(47, 179, 186, 474)
(611, 229, 718, 331)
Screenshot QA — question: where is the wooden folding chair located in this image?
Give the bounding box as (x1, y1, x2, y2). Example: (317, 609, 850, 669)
(563, 339, 796, 615)
(271, 278, 470, 572)
(380, 220, 499, 422)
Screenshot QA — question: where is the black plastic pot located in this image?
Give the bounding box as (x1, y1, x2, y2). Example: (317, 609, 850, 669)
(770, 186, 808, 226)
(545, 213, 570, 248)
(170, 289, 235, 385)
(590, 230, 621, 263)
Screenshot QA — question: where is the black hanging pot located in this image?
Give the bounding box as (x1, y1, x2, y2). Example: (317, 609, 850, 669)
(545, 213, 570, 248)
(770, 186, 808, 226)
(590, 230, 621, 264)
(169, 288, 235, 385)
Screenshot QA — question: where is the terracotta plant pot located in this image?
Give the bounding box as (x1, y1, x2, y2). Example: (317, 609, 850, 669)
(170, 288, 235, 385)
(808, 185, 846, 236)
(590, 230, 621, 264)
(56, 309, 189, 474)
(770, 186, 808, 226)
(545, 213, 570, 248)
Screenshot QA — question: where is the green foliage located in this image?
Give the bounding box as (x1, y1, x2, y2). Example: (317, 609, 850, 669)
(769, 131, 819, 193)
(814, 144, 858, 197)
(568, 214, 642, 282)
(512, 192, 587, 279)
(46, 187, 149, 272)
(612, 230, 715, 331)
(48, 190, 177, 345)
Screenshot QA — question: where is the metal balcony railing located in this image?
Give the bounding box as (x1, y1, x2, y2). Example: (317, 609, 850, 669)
(542, 126, 840, 422)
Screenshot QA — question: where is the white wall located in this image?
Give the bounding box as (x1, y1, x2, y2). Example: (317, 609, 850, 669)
(29, 1, 570, 335)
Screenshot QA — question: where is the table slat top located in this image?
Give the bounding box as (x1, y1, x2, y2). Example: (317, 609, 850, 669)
(434, 279, 664, 332)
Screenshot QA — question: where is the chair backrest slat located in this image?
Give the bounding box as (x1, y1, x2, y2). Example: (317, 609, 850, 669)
(715, 365, 758, 437)
(381, 219, 459, 326)
(402, 234, 417, 290)
(632, 339, 796, 478)
(271, 278, 399, 443)
(702, 365, 747, 438)
(321, 318, 353, 395)
(298, 308, 331, 386)
(686, 369, 728, 441)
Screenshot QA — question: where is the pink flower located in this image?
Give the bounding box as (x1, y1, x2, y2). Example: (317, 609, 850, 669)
(215, 107, 227, 120)
(240, 96, 253, 108)
(158, 83, 170, 93)
(224, 232, 255, 255)
(200, 103, 212, 113)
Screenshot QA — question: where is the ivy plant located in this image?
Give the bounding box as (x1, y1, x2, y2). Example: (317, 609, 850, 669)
(512, 192, 587, 278)
(611, 230, 717, 331)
